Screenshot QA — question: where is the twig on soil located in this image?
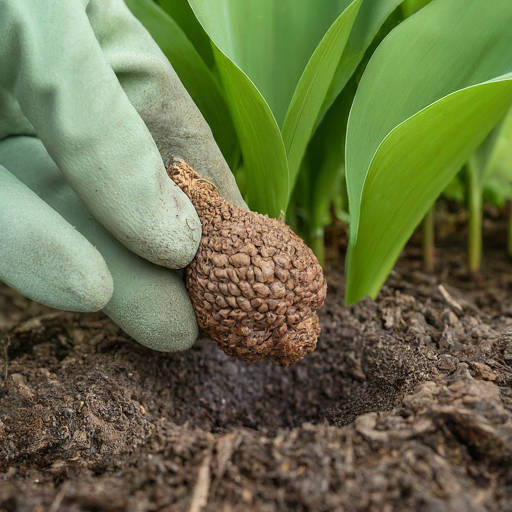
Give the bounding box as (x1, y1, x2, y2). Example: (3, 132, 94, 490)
(215, 432, 242, 479)
(1, 336, 11, 391)
(49, 482, 69, 512)
(438, 285, 463, 313)
(189, 449, 212, 512)
(210, 432, 243, 496)
(345, 435, 354, 468)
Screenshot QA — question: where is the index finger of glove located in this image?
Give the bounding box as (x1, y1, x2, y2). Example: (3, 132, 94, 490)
(86, 0, 247, 209)
(0, 0, 201, 269)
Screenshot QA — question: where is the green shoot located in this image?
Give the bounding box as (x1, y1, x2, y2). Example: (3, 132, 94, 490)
(422, 206, 435, 274)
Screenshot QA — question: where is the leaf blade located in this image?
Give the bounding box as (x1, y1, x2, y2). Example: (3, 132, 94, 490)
(188, 0, 356, 127)
(345, 0, 512, 304)
(346, 76, 512, 304)
(319, 0, 404, 120)
(157, 0, 215, 68)
(211, 45, 289, 217)
(282, 0, 362, 189)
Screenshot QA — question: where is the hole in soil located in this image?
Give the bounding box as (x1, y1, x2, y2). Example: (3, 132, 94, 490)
(1, 269, 435, 442)
(4, 237, 512, 470)
(112, 278, 431, 432)
(149, 334, 351, 431)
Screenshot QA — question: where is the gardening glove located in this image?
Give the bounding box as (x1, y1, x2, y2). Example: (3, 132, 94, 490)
(0, 0, 244, 351)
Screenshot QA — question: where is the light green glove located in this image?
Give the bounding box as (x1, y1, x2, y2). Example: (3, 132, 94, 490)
(0, 0, 244, 351)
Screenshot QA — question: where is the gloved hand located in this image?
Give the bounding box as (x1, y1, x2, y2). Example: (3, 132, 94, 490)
(0, 0, 245, 351)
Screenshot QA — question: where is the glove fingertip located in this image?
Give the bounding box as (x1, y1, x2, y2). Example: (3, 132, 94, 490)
(67, 264, 114, 312)
(103, 266, 199, 352)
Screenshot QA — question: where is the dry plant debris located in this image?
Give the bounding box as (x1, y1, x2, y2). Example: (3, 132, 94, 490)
(168, 159, 327, 366)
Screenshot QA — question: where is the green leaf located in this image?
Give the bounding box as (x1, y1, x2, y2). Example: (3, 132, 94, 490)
(402, 0, 434, 18)
(282, 0, 362, 188)
(300, 79, 356, 233)
(189, 0, 356, 128)
(157, 0, 214, 68)
(320, 0, 404, 120)
(125, 0, 238, 167)
(469, 119, 505, 190)
(472, 108, 512, 207)
(482, 108, 512, 197)
(345, 0, 512, 304)
(211, 45, 289, 217)
(288, 83, 355, 263)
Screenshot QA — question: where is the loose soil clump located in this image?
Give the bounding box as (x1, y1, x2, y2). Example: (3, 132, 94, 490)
(2, 220, 512, 511)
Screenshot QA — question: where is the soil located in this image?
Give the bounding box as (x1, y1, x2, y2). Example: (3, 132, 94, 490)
(2, 211, 512, 511)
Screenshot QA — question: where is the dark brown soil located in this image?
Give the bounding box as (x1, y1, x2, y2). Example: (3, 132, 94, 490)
(2, 216, 512, 511)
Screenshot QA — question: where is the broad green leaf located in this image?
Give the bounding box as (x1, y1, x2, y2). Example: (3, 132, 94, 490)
(189, 0, 356, 128)
(402, 0, 433, 17)
(125, 0, 238, 167)
(157, 0, 214, 68)
(211, 45, 289, 217)
(301, 79, 356, 233)
(345, 0, 512, 304)
(282, 0, 362, 189)
(320, 0, 404, 120)
(348, 78, 512, 300)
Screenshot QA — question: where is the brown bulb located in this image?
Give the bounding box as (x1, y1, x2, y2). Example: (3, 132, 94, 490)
(168, 159, 327, 366)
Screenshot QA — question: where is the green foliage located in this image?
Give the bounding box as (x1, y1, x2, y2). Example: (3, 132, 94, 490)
(464, 108, 512, 268)
(128, 0, 402, 242)
(187, 0, 401, 218)
(291, 4, 404, 259)
(157, 0, 214, 68)
(345, 0, 512, 304)
(128, 0, 512, 308)
(187, 0, 355, 216)
(320, 0, 405, 119)
(291, 79, 356, 265)
(209, 44, 290, 216)
(480, 109, 512, 208)
(281, 0, 362, 192)
(401, 0, 433, 17)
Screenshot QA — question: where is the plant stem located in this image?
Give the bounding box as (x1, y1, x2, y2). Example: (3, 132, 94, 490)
(422, 205, 435, 273)
(508, 201, 512, 258)
(466, 163, 482, 273)
(1, 337, 10, 392)
(310, 228, 325, 267)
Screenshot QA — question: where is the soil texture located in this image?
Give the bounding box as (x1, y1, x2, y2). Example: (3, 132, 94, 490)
(2, 218, 512, 511)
